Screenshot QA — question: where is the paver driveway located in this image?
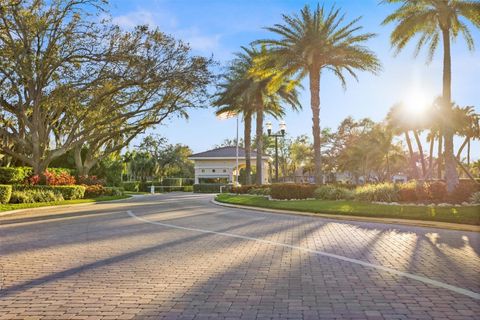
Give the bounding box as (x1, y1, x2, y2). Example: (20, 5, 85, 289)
(1, 193, 479, 320)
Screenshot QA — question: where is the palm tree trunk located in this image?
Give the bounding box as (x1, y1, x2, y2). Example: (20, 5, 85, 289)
(428, 136, 434, 179)
(309, 67, 322, 184)
(441, 27, 459, 192)
(255, 100, 264, 185)
(244, 111, 252, 185)
(467, 138, 470, 166)
(413, 130, 426, 179)
(437, 133, 443, 179)
(404, 131, 417, 179)
(456, 136, 469, 160)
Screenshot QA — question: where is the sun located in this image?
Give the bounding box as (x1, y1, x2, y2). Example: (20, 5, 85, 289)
(403, 88, 431, 116)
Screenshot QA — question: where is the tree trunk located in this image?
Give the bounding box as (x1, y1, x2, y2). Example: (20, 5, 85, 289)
(428, 136, 434, 179)
(467, 138, 470, 166)
(441, 27, 459, 192)
(456, 136, 469, 160)
(413, 130, 426, 179)
(437, 133, 443, 179)
(309, 67, 322, 184)
(255, 100, 264, 185)
(244, 111, 252, 185)
(404, 131, 418, 179)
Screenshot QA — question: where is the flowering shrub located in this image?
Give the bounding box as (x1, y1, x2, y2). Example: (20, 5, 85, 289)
(44, 170, 76, 185)
(83, 184, 106, 198)
(78, 175, 106, 186)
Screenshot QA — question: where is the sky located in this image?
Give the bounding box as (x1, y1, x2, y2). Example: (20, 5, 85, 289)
(108, 0, 480, 157)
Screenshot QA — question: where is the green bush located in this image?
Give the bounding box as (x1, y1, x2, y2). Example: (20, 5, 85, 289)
(122, 181, 140, 192)
(314, 185, 354, 200)
(447, 180, 480, 204)
(183, 186, 194, 192)
(9, 189, 64, 204)
(248, 187, 271, 196)
(193, 184, 227, 193)
(0, 184, 12, 204)
(232, 185, 270, 194)
(0, 167, 33, 184)
(104, 187, 124, 196)
(13, 185, 85, 200)
(270, 184, 317, 200)
(354, 183, 398, 202)
(161, 178, 182, 186)
(9, 191, 35, 203)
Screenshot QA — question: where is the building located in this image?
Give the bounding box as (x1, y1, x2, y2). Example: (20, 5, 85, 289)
(189, 146, 270, 185)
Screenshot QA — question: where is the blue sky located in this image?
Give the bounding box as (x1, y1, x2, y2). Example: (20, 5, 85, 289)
(109, 0, 480, 156)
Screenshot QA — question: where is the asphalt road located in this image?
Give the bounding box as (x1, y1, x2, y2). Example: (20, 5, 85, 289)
(1, 193, 479, 319)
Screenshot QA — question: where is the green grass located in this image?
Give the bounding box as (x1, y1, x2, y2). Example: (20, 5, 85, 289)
(0, 195, 130, 212)
(216, 194, 480, 226)
(125, 191, 150, 195)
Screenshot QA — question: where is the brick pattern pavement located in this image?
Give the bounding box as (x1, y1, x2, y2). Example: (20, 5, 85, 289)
(0, 193, 479, 319)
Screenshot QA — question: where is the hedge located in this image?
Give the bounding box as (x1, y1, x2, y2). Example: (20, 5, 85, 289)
(0, 167, 32, 184)
(0, 184, 12, 204)
(13, 185, 85, 200)
(270, 184, 317, 200)
(193, 184, 228, 193)
(122, 181, 140, 192)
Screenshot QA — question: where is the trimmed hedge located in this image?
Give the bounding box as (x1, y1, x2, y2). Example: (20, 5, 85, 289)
(10, 190, 63, 204)
(183, 186, 194, 192)
(0, 184, 12, 204)
(0, 167, 32, 184)
(270, 183, 317, 200)
(193, 184, 228, 193)
(13, 185, 85, 200)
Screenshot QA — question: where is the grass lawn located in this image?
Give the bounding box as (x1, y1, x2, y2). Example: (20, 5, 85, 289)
(216, 194, 480, 226)
(0, 195, 131, 212)
(125, 191, 150, 195)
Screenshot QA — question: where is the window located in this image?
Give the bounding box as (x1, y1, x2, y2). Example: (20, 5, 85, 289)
(223, 169, 227, 173)
(212, 169, 216, 173)
(201, 169, 205, 173)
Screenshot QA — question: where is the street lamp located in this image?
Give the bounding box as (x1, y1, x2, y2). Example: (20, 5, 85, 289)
(266, 121, 286, 183)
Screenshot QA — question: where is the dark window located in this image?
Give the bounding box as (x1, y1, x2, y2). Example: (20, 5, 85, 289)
(212, 169, 216, 172)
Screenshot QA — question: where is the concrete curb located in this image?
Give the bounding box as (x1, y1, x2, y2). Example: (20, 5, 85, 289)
(0, 194, 144, 217)
(211, 199, 480, 233)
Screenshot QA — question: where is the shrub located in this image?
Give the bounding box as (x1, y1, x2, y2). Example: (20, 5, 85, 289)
(470, 192, 480, 204)
(183, 186, 194, 192)
(122, 181, 140, 192)
(248, 187, 271, 196)
(9, 190, 63, 203)
(193, 184, 227, 193)
(447, 180, 480, 204)
(83, 184, 106, 198)
(9, 191, 34, 203)
(0, 185, 12, 204)
(104, 187, 124, 196)
(161, 178, 182, 187)
(0, 167, 32, 184)
(44, 170, 76, 185)
(270, 183, 316, 200)
(77, 175, 106, 186)
(13, 185, 85, 200)
(428, 181, 447, 202)
(314, 185, 353, 200)
(355, 183, 398, 202)
(232, 185, 270, 194)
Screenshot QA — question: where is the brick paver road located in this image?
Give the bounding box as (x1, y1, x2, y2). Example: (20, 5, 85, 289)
(1, 193, 479, 319)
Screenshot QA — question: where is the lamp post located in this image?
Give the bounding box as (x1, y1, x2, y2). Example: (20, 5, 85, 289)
(266, 121, 286, 183)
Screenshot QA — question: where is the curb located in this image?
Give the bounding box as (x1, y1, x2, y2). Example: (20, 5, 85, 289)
(0, 195, 143, 217)
(211, 199, 480, 233)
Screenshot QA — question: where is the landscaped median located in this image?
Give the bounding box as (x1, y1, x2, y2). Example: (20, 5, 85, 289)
(215, 194, 480, 226)
(0, 194, 131, 213)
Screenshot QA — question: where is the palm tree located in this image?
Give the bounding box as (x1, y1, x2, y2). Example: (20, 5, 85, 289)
(382, 0, 480, 192)
(254, 4, 380, 184)
(214, 46, 301, 185)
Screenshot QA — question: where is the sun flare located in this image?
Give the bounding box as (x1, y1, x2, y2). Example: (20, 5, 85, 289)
(403, 88, 432, 116)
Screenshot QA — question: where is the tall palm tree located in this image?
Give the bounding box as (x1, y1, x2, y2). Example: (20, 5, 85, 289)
(214, 46, 301, 185)
(382, 0, 480, 192)
(254, 4, 380, 184)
